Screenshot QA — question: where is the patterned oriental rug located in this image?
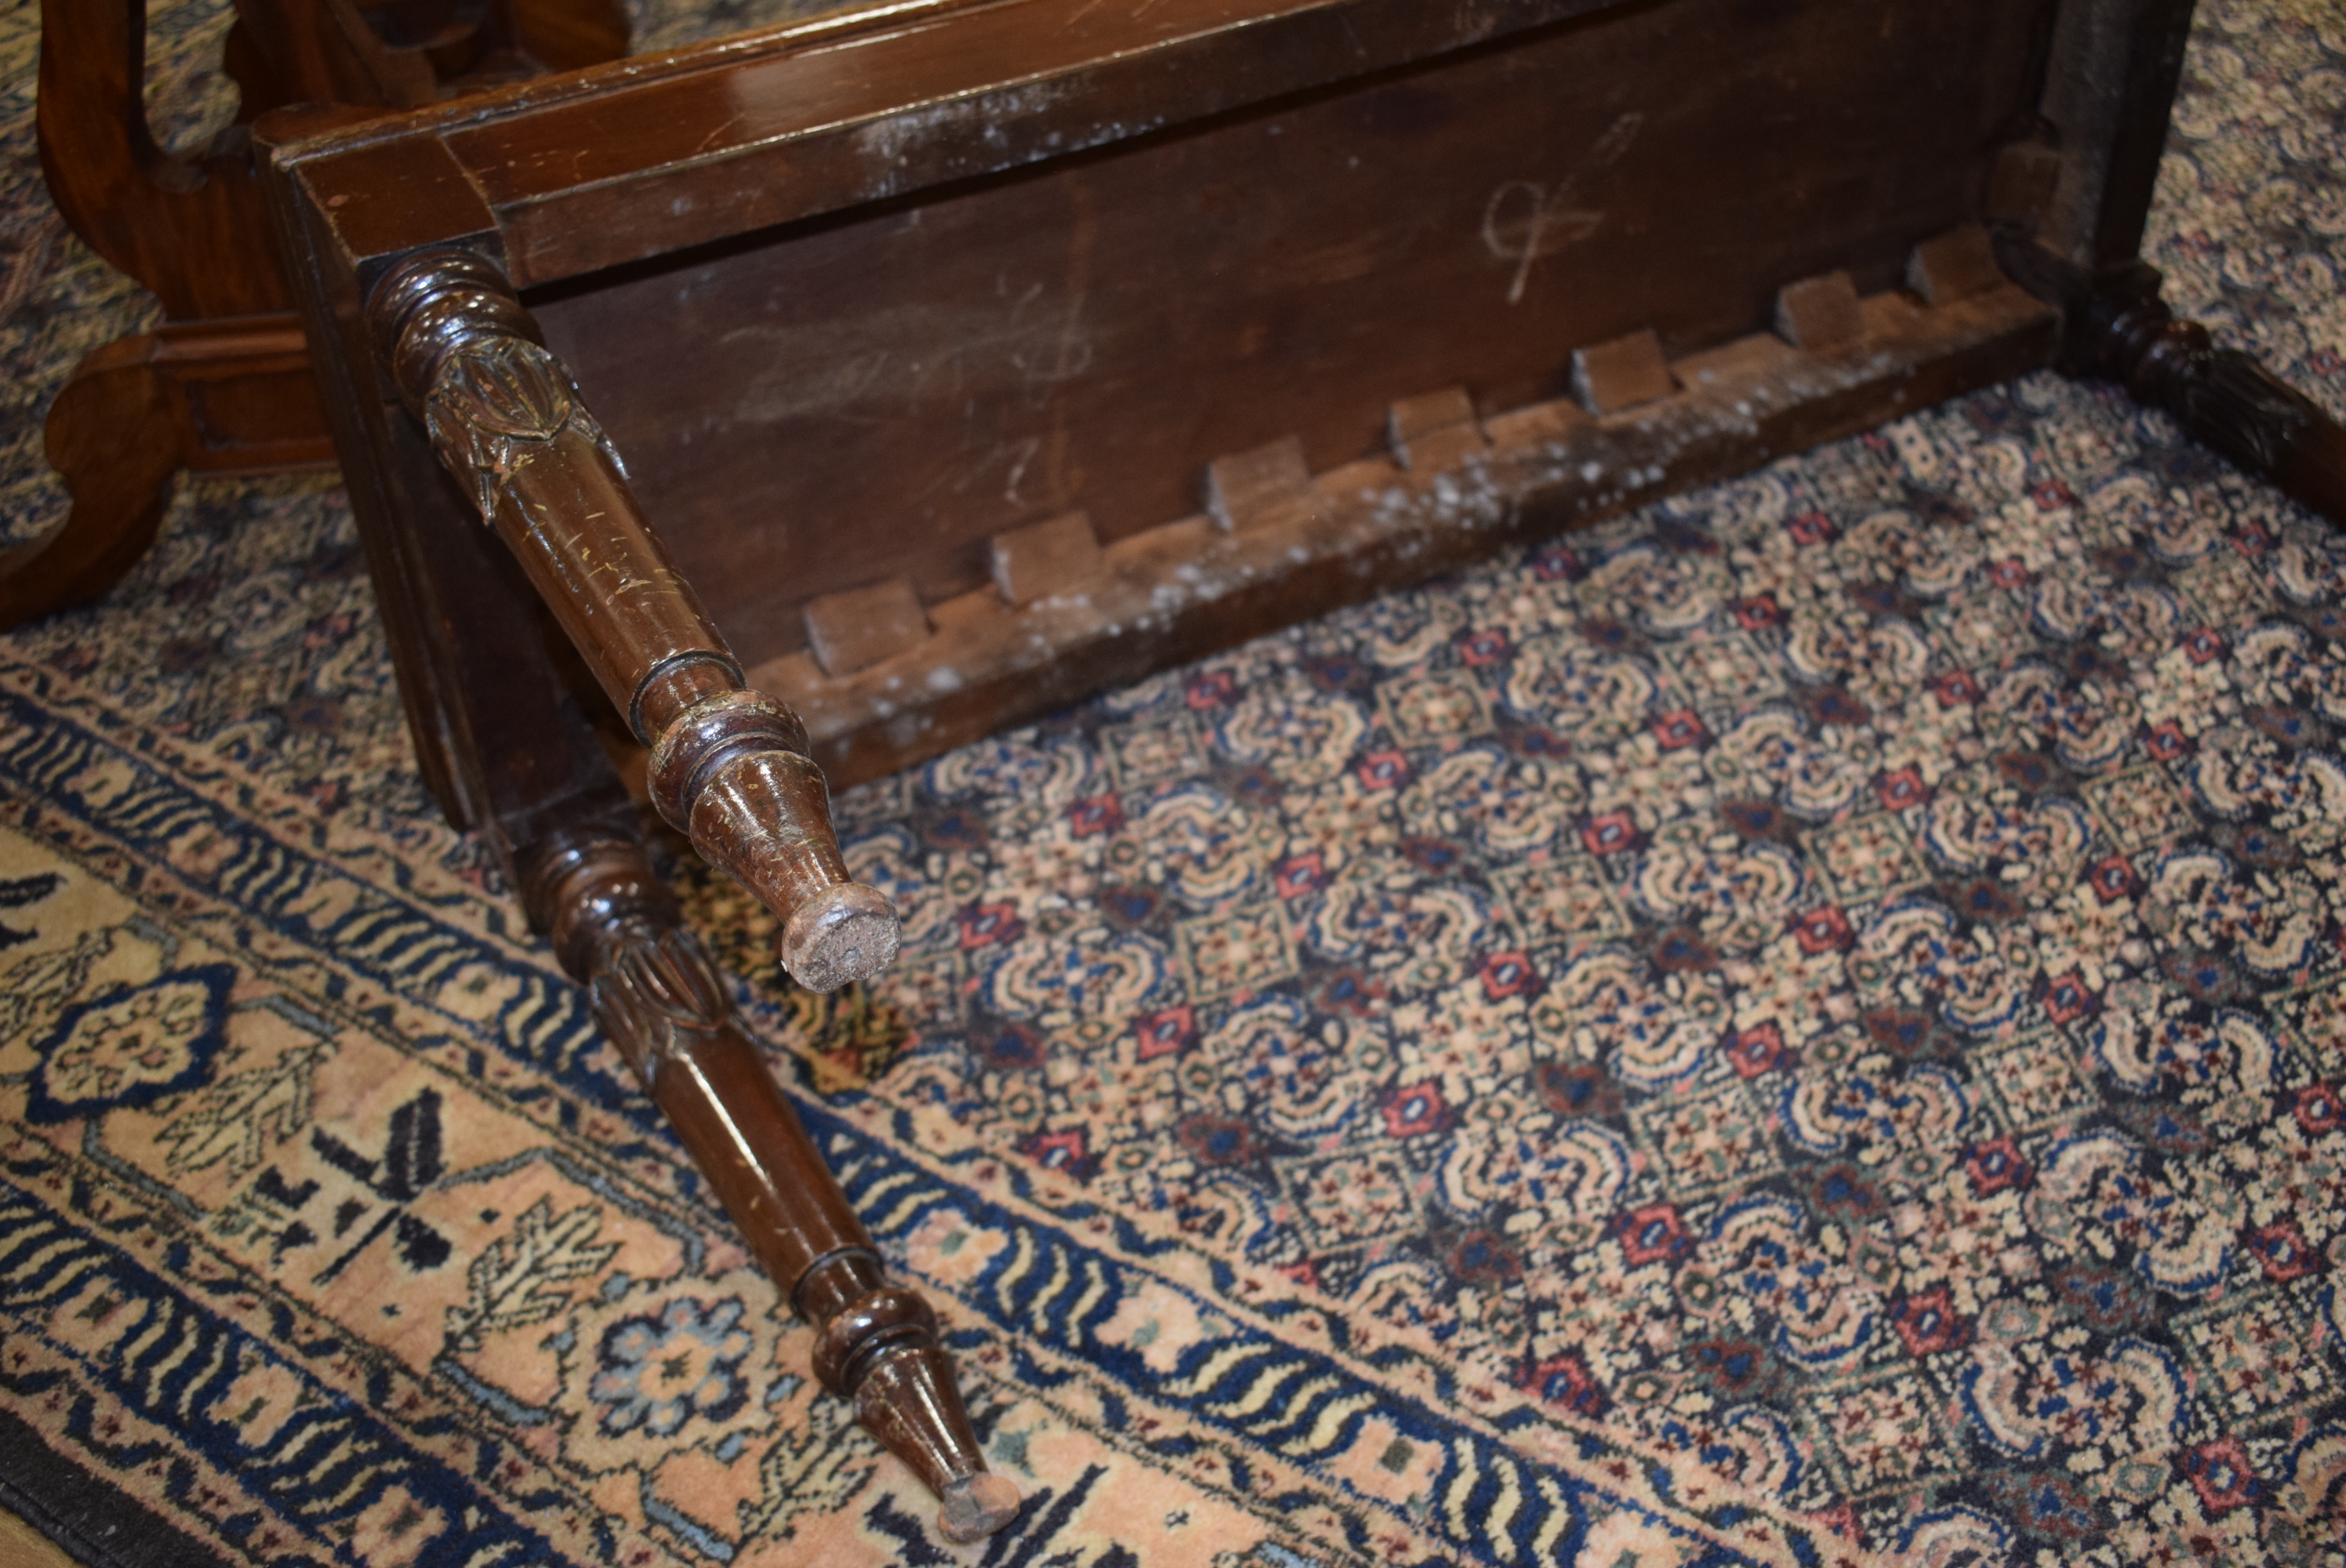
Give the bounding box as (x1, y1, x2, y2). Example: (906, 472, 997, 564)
(6, 2, 2346, 1566)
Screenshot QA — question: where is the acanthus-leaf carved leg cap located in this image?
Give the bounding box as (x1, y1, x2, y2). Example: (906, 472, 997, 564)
(782, 882, 901, 993)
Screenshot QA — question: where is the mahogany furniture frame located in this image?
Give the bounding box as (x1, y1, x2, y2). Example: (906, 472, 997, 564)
(240, 0, 2341, 1542)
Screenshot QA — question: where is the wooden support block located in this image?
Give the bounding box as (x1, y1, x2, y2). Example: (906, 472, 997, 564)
(1672, 331, 1799, 390)
(1908, 225, 2004, 306)
(1571, 328, 1676, 416)
(804, 576, 930, 677)
(1483, 398, 1593, 452)
(1387, 387, 1490, 470)
(768, 284, 2055, 786)
(1206, 435, 1316, 532)
(990, 510, 1103, 605)
(751, 648, 825, 701)
(1774, 270, 1865, 354)
(927, 583, 1011, 634)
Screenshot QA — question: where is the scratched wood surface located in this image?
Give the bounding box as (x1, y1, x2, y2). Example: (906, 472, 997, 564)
(529, 0, 2052, 665)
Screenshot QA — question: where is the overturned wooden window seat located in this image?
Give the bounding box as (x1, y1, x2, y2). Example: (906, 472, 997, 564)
(141, 0, 2346, 1541)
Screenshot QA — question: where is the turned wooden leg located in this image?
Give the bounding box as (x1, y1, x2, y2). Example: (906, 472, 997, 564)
(519, 827, 1021, 1544)
(296, 357, 1018, 1537)
(2075, 265, 2346, 526)
(366, 249, 901, 993)
(1999, 238, 2346, 528)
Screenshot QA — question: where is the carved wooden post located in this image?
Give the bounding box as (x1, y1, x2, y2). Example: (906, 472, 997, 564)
(1999, 239, 2346, 528)
(2071, 263, 2346, 527)
(520, 826, 1020, 1543)
(368, 247, 899, 993)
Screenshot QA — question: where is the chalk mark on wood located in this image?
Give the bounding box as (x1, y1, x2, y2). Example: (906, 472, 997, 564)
(1481, 112, 1644, 305)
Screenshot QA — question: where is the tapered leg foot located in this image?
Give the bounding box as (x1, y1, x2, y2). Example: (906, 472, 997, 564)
(844, 1334, 1021, 1540)
(939, 1472, 1026, 1544)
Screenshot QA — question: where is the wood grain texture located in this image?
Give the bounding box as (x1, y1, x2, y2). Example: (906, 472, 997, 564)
(508, 0, 2050, 665)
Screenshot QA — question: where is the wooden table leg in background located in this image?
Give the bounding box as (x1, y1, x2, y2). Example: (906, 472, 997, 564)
(4, 0, 629, 630)
(2, 319, 335, 629)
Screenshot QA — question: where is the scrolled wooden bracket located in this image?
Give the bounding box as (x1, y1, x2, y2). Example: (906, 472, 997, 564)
(369, 247, 899, 992)
(1996, 237, 2346, 528)
(519, 829, 1019, 1543)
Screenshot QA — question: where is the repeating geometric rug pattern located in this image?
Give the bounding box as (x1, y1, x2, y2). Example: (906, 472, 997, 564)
(5, 2, 2346, 1566)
